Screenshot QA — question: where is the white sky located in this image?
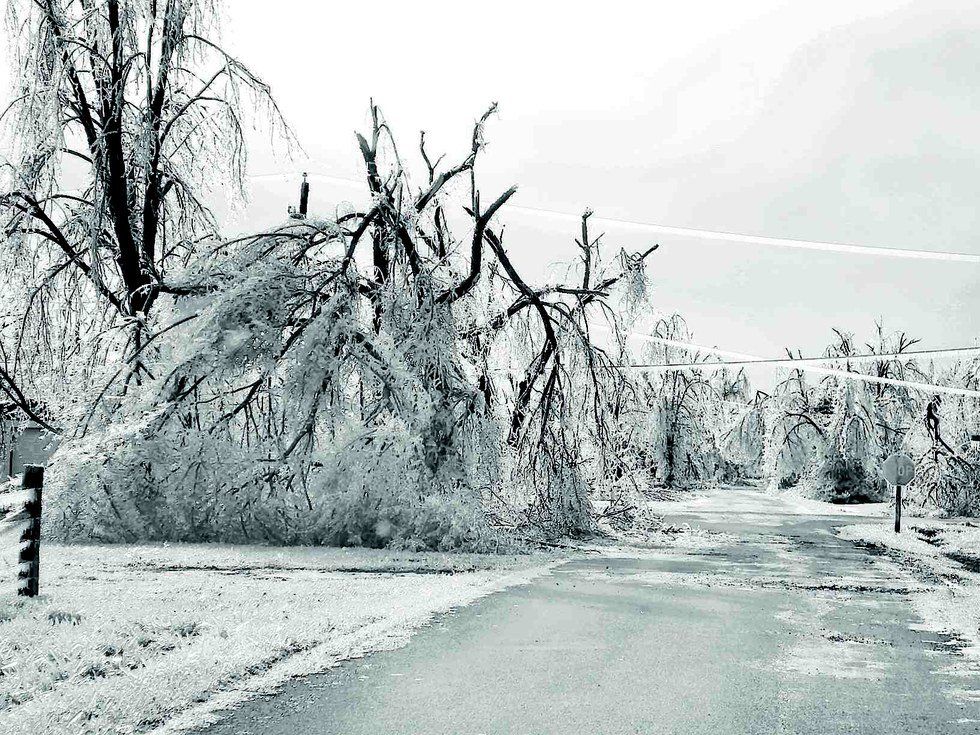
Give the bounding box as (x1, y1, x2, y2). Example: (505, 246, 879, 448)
(12, 1, 980, 367)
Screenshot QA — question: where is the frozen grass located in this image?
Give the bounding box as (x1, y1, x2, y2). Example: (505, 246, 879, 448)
(906, 520, 980, 559)
(0, 543, 557, 734)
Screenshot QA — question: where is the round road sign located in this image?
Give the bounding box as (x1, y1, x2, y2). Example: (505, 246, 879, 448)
(882, 452, 915, 486)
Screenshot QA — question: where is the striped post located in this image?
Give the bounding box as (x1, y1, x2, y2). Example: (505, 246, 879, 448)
(17, 465, 42, 597)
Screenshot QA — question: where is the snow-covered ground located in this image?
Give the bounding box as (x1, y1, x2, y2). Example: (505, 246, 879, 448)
(0, 544, 558, 735)
(837, 520, 980, 682)
(646, 484, 890, 520)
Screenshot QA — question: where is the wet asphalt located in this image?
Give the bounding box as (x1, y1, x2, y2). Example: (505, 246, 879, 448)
(197, 489, 980, 734)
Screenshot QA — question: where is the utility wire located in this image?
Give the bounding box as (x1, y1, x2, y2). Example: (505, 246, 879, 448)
(249, 171, 980, 264)
(515, 206, 980, 264)
(616, 329, 980, 399)
(254, 170, 980, 395)
(619, 345, 980, 370)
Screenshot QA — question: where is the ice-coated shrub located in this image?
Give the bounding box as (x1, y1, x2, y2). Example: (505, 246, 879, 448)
(811, 448, 885, 504)
(45, 244, 507, 550)
(29, 105, 665, 546)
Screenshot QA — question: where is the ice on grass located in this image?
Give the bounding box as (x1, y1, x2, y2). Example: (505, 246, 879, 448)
(0, 543, 555, 735)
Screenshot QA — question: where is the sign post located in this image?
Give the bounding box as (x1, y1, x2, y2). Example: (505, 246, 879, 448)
(881, 453, 915, 534)
(894, 484, 902, 533)
(18, 465, 43, 597)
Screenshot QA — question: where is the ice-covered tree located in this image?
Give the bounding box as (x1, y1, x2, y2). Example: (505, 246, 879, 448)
(0, 0, 287, 426)
(760, 326, 952, 503)
(624, 315, 726, 489)
(906, 356, 980, 514)
(44, 104, 658, 545)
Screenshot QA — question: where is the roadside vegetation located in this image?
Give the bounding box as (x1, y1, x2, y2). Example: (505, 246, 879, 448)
(0, 544, 551, 735)
(0, 0, 977, 560)
(1, 4, 979, 735)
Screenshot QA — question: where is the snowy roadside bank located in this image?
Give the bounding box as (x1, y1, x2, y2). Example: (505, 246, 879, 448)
(836, 521, 980, 673)
(836, 520, 980, 579)
(0, 544, 560, 735)
(645, 484, 891, 521)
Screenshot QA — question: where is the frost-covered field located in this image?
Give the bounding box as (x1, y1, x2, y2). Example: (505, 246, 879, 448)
(0, 544, 556, 735)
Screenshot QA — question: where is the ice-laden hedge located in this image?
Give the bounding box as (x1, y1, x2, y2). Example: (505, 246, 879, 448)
(46, 418, 506, 550)
(43, 233, 515, 551)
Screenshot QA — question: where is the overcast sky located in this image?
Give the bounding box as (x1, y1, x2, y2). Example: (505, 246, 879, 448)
(16, 1, 980, 369)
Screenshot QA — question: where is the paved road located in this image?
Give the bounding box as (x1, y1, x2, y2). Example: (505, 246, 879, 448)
(200, 488, 980, 734)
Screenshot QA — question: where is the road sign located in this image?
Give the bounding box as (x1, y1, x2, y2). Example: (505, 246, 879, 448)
(881, 453, 914, 534)
(882, 452, 915, 487)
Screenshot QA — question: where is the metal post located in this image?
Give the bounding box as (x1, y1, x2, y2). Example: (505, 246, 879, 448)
(299, 172, 309, 217)
(894, 483, 902, 534)
(17, 464, 42, 597)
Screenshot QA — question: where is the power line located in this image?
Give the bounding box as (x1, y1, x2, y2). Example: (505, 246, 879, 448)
(514, 206, 980, 264)
(249, 171, 980, 264)
(251, 171, 980, 387)
(616, 329, 980, 399)
(619, 345, 980, 370)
